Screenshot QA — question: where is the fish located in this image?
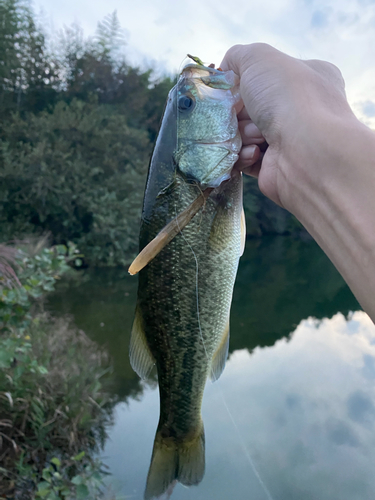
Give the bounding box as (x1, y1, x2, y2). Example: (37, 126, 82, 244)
(129, 58, 245, 500)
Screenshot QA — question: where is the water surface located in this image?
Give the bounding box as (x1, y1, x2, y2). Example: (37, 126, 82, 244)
(49, 236, 375, 500)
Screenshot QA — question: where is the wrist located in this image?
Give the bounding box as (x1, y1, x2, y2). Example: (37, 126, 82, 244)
(278, 114, 375, 319)
(278, 112, 373, 216)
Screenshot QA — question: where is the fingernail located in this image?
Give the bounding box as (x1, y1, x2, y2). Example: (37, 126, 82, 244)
(247, 145, 257, 159)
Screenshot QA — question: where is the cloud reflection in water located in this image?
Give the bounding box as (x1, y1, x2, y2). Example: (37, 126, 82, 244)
(104, 311, 375, 500)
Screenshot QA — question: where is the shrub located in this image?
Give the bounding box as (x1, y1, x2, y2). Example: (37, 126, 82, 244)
(0, 243, 117, 499)
(0, 100, 151, 266)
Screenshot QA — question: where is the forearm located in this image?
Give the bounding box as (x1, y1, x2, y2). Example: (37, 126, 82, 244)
(280, 114, 375, 320)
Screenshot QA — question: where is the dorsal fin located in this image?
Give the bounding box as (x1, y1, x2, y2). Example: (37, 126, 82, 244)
(210, 319, 230, 381)
(129, 305, 155, 379)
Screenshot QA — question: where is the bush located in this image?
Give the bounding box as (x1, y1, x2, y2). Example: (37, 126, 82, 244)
(0, 243, 117, 499)
(0, 99, 151, 266)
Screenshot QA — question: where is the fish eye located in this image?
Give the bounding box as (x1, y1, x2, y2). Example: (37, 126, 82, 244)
(178, 95, 195, 112)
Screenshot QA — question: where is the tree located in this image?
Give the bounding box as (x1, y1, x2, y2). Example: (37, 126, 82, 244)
(0, 0, 57, 116)
(95, 10, 126, 59)
(0, 98, 151, 265)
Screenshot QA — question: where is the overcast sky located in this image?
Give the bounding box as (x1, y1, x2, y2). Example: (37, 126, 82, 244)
(34, 0, 375, 128)
(104, 311, 375, 499)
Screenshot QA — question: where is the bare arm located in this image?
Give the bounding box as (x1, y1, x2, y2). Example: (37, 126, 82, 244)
(221, 43, 375, 321)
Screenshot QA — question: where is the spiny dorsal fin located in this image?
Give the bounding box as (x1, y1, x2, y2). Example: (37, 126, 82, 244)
(129, 305, 155, 379)
(240, 207, 246, 256)
(210, 320, 230, 381)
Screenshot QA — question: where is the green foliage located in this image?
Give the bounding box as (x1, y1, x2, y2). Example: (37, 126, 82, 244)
(0, 0, 58, 115)
(0, 1, 175, 265)
(0, 242, 79, 332)
(0, 97, 151, 265)
(0, 243, 117, 498)
(0, 0, 303, 267)
(16, 452, 111, 499)
(95, 11, 126, 58)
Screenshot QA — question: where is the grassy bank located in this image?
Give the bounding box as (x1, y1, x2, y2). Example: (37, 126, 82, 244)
(0, 242, 118, 499)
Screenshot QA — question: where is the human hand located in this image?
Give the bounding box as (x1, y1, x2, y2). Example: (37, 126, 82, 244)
(221, 43, 375, 323)
(221, 43, 355, 209)
(233, 106, 265, 177)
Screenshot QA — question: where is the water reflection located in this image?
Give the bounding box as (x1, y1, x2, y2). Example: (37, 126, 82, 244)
(48, 268, 141, 399)
(104, 312, 375, 500)
(49, 236, 360, 401)
(231, 236, 360, 351)
(48, 236, 371, 499)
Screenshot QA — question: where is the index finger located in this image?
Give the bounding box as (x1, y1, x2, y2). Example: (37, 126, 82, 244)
(220, 45, 244, 76)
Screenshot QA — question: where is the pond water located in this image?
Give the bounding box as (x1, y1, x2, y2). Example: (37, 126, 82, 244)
(48, 236, 375, 500)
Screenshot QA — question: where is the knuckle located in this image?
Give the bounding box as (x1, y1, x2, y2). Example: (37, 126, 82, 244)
(306, 59, 345, 88)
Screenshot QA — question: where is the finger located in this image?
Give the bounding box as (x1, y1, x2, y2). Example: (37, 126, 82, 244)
(242, 158, 262, 178)
(239, 120, 264, 146)
(220, 45, 243, 74)
(234, 144, 260, 171)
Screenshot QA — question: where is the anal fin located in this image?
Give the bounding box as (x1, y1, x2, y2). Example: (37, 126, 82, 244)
(210, 320, 230, 381)
(129, 305, 155, 379)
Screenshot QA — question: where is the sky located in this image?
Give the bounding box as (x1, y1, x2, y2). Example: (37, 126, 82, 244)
(34, 0, 375, 128)
(104, 310, 375, 499)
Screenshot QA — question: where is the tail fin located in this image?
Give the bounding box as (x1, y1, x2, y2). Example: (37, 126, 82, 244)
(144, 424, 205, 500)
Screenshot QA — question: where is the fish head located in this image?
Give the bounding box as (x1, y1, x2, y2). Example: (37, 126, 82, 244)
(174, 63, 242, 189)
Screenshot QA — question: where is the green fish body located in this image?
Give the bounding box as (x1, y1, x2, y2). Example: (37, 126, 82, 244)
(130, 62, 244, 499)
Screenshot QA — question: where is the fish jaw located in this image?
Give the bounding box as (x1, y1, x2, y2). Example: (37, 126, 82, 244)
(175, 133, 241, 188)
(175, 64, 242, 188)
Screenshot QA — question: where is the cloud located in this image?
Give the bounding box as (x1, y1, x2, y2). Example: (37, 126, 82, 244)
(36, 0, 375, 126)
(103, 311, 375, 499)
(362, 100, 375, 117)
(347, 390, 375, 424)
(311, 9, 331, 28)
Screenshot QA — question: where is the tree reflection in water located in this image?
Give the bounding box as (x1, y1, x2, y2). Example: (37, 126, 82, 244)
(48, 235, 372, 500)
(49, 235, 360, 401)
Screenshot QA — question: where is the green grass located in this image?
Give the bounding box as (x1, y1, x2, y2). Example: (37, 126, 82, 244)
(0, 242, 119, 499)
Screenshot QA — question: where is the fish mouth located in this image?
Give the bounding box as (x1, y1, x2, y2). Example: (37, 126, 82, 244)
(196, 136, 242, 156)
(176, 137, 241, 189)
(180, 63, 226, 75)
(180, 63, 240, 90)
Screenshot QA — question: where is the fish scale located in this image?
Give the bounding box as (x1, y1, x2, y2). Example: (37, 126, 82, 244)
(129, 61, 244, 499)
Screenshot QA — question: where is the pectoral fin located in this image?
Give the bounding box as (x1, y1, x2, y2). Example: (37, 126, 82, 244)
(240, 207, 246, 256)
(129, 305, 155, 379)
(210, 320, 230, 381)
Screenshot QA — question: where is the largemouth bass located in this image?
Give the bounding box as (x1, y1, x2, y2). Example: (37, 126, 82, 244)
(129, 60, 244, 499)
